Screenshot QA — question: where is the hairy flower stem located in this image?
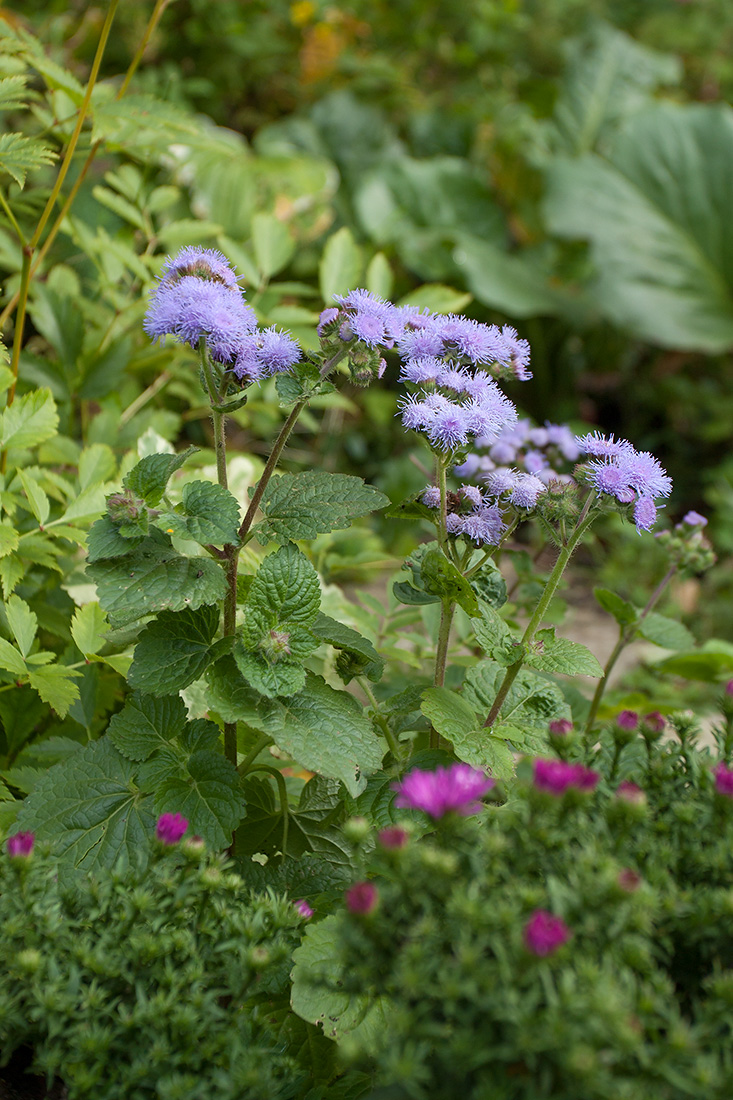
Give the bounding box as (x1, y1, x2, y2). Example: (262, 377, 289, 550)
(583, 563, 677, 735)
(248, 765, 290, 855)
(237, 346, 349, 542)
(358, 677, 402, 760)
(431, 599, 457, 750)
(484, 495, 596, 729)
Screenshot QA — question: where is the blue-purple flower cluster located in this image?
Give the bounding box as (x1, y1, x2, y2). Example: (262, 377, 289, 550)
(144, 247, 301, 382)
(576, 432, 672, 532)
(454, 418, 580, 485)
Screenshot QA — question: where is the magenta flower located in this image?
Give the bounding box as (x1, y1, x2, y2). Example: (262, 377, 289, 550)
(155, 812, 188, 845)
(378, 826, 409, 850)
(713, 763, 733, 798)
(548, 719, 573, 736)
(293, 899, 314, 919)
(532, 759, 599, 796)
(725, 681, 733, 698)
(6, 831, 34, 858)
(392, 763, 495, 819)
(524, 909, 571, 956)
(616, 711, 639, 731)
(618, 868, 642, 893)
(616, 781, 646, 806)
(345, 881, 379, 915)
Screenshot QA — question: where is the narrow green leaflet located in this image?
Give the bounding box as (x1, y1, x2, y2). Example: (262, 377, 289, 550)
(421, 547, 479, 615)
(27, 665, 81, 718)
(123, 446, 198, 507)
(128, 604, 225, 696)
(0, 387, 58, 450)
(291, 915, 392, 1046)
(0, 132, 56, 188)
(87, 530, 227, 626)
(0, 637, 26, 676)
(155, 750, 243, 849)
(15, 739, 156, 872)
(0, 521, 19, 558)
(5, 594, 37, 657)
(525, 629, 603, 677)
(208, 661, 382, 796)
(107, 692, 188, 762)
(637, 612, 695, 651)
(155, 480, 240, 547)
(70, 601, 109, 657)
(310, 612, 384, 683)
(15, 468, 50, 526)
(594, 587, 638, 627)
(253, 471, 389, 544)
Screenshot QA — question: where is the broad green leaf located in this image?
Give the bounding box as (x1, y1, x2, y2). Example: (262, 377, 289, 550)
(255, 470, 388, 544)
(238, 774, 353, 869)
(319, 227, 362, 304)
(397, 283, 472, 314)
(155, 480, 240, 546)
(243, 542, 321, 640)
(87, 531, 227, 626)
(0, 521, 19, 558)
(310, 612, 384, 683)
(365, 251, 393, 300)
(392, 580, 440, 606)
(525, 629, 603, 677)
(123, 446, 198, 507)
(638, 613, 695, 651)
(15, 468, 50, 526)
(457, 236, 570, 318)
(291, 915, 392, 1045)
(234, 639, 312, 699)
(208, 661, 382, 796)
(251, 212, 295, 279)
(420, 686, 478, 742)
(594, 587, 637, 627)
(70, 601, 109, 657)
(421, 685, 514, 779)
(56, 483, 108, 525)
(155, 750, 244, 849)
(446, 728, 515, 780)
(27, 664, 81, 717)
(5, 594, 37, 657)
(0, 388, 58, 450)
(0, 636, 25, 676)
(0, 132, 56, 188)
(421, 547, 479, 615)
(78, 444, 117, 490)
(107, 692, 187, 761)
(464, 660, 569, 750)
(472, 603, 514, 656)
(545, 103, 733, 352)
(653, 644, 733, 683)
(128, 604, 224, 696)
(86, 515, 143, 562)
(15, 738, 156, 872)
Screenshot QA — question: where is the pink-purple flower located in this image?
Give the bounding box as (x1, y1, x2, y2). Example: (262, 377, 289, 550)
(392, 764, 495, 819)
(616, 710, 639, 731)
(294, 899, 314, 919)
(378, 826, 409, 850)
(524, 909, 571, 956)
(156, 812, 188, 845)
(6, 831, 34, 858)
(615, 781, 647, 806)
(345, 881, 379, 915)
(532, 759, 599, 796)
(713, 762, 733, 798)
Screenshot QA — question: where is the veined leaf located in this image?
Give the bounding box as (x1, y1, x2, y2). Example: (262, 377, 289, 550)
(637, 612, 694, 651)
(70, 601, 109, 657)
(123, 446, 197, 507)
(525, 629, 603, 677)
(155, 750, 243, 849)
(128, 604, 226, 696)
(319, 227, 362, 304)
(107, 692, 187, 762)
(5, 594, 37, 657)
(0, 387, 58, 450)
(154, 480, 240, 547)
(254, 470, 388, 544)
(27, 664, 81, 717)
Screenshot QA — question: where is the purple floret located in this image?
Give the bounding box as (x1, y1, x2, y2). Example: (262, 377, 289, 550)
(232, 327, 301, 382)
(392, 763, 495, 818)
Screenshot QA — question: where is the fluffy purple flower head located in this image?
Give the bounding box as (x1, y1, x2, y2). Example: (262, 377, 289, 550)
(156, 812, 188, 845)
(334, 289, 403, 347)
(576, 431, 633, 458)
(533, 758, 599, 796)
(439, 316, 508, 364)
(578, 433, 672, 532)
(293, 899, 314, 919)
(508, 473, 547, 510)
(232, 326, 301, 382)
(499, 324, 532, 380)
(317, 306, 340, 335)
(680, 511, 707, 528)
(524, 909, 571, 956)
(144, 274, 257, 364)
(460, 505, 505, 546)
(160, 246, 240, 288)
(345, 881, 379, 915)
(7, 831, 34, 858)
(392, 763, 495, 819)
(421, 485, 441, 508)
(399, 357, 446, 385)
(459, 484, 483, 508)
(713, 762, 733, 798)
(425, 401, 471, 451)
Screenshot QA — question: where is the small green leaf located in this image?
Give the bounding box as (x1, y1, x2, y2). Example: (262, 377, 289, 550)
(251, 212, 296, 279)
(78, 444, 117, 490)
(594, 587, 638, 627)
(526, 629, 603, 677)
(397, 283, 472, 314)
(5, 594, 37, 657)
(311, 612, 384, 683)
(86, 516, 143, 562)
(0, 388, 58, 450)
(0, 132, 56, 188)
(242, 543, 321, 641)
(319, 227, 362, 304)
(637, 612, 695, 651)
(155, 480, 240, 546)
(107, 692, 187, 761)
(0, 521, 19, 558)
(123, 446, 198, 507)
(472, 603, 513, 656)
(27, 665, 81, 718)
(128, 604, 223, 696)
(155, 750, 244, 849)
(70, 601, 109, 657)
(420, 686, 478, 742)
(392, 580, 441, 606)
(0, 636, 26, 676)
(15, 469, 50, 526)
(421, 547, 479, 615)
(255, 471, 388, 544)
(365, 251, 394, 299)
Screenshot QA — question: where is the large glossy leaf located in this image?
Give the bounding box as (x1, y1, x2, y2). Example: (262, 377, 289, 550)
(545, 103, 733, 351)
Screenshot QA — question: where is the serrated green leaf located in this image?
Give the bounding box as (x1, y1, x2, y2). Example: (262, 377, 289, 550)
(420, 685, 514, 778)
(155, 480, 240, 546)
(91, 91, 202, 146)
(107, 692, 187, 762)
(15, 468, 50, 526)
(56, 483, 108, 525)
(420, 686, 477, 741)
(291, 915, 392, 1044)
(27, 664, 81, 717)
(421, 547, 479, 615)
(251, 212, 295, 279)
(526, 629, 603, 677)
(15, 738, 156, 872)
(0, 387, 58, 450)
(0, 521, 19, 558)
(70, 601, 109, 657)
(0, 556, 24, 598)
(637, 612, 695, 651)
(155, 749, 243, 849)
(243, 543, 321, 640)
(594, 587, 637, 627)
(238, 774, 352, 868)
(86, 515, 143, 562)
(472, 602, 513, 655)
(464, 660, 569, 746)
(87, 530, 227, 626)
(255, 471, 388, 544)
(319, 227, 362, 304)
(181, 718, 221, 754)
(0, 132, 56, 188)
(30, 53, 85, 101)
(0, 636, 25, 676)
(128, 604, 224, 696)
(5, 594, 37, 657)
(123, 446, 198, 507)
(207, 661, 382, 796)
(310, 612, 384, 683)
(233, 639, 310, 699)
(0, 75, 28, 111)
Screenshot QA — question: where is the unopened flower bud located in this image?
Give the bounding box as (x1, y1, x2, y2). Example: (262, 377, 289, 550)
(343, 816, 371, 844)
(345, 881, 379, 915)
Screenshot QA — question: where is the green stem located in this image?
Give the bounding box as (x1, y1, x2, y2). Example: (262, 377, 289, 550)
(117, 0, 171, 98)
(431, 598, 456, 750)
(248, 765, 290, 855)
(358, 677, 402, 760)
(484, 494, 596, 729)
(237, 733, 273, 776)
(583, 563, 677, 735)
(0, 189, 26, 246)
(436, 456, 449, 553)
